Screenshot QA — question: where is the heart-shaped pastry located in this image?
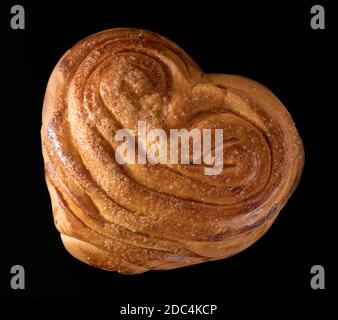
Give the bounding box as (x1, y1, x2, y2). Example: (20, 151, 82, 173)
(41, 28, 304, 274)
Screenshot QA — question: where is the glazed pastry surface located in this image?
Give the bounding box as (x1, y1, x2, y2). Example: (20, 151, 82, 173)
(41, 28, 304, 274)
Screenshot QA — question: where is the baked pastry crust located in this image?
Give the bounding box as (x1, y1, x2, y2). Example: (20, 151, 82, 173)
(41, 28, 304, 274)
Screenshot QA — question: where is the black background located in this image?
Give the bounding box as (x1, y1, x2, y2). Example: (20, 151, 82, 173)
(1, 0, 337, 306)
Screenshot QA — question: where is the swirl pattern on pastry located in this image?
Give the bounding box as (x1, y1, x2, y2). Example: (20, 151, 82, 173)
(41, 28, 304, 274)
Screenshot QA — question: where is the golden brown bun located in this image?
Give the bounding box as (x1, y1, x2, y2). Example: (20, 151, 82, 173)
(41, 28, 304, 274)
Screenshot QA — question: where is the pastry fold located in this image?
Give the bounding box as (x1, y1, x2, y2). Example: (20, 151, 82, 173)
(41, 28, 304, 274)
